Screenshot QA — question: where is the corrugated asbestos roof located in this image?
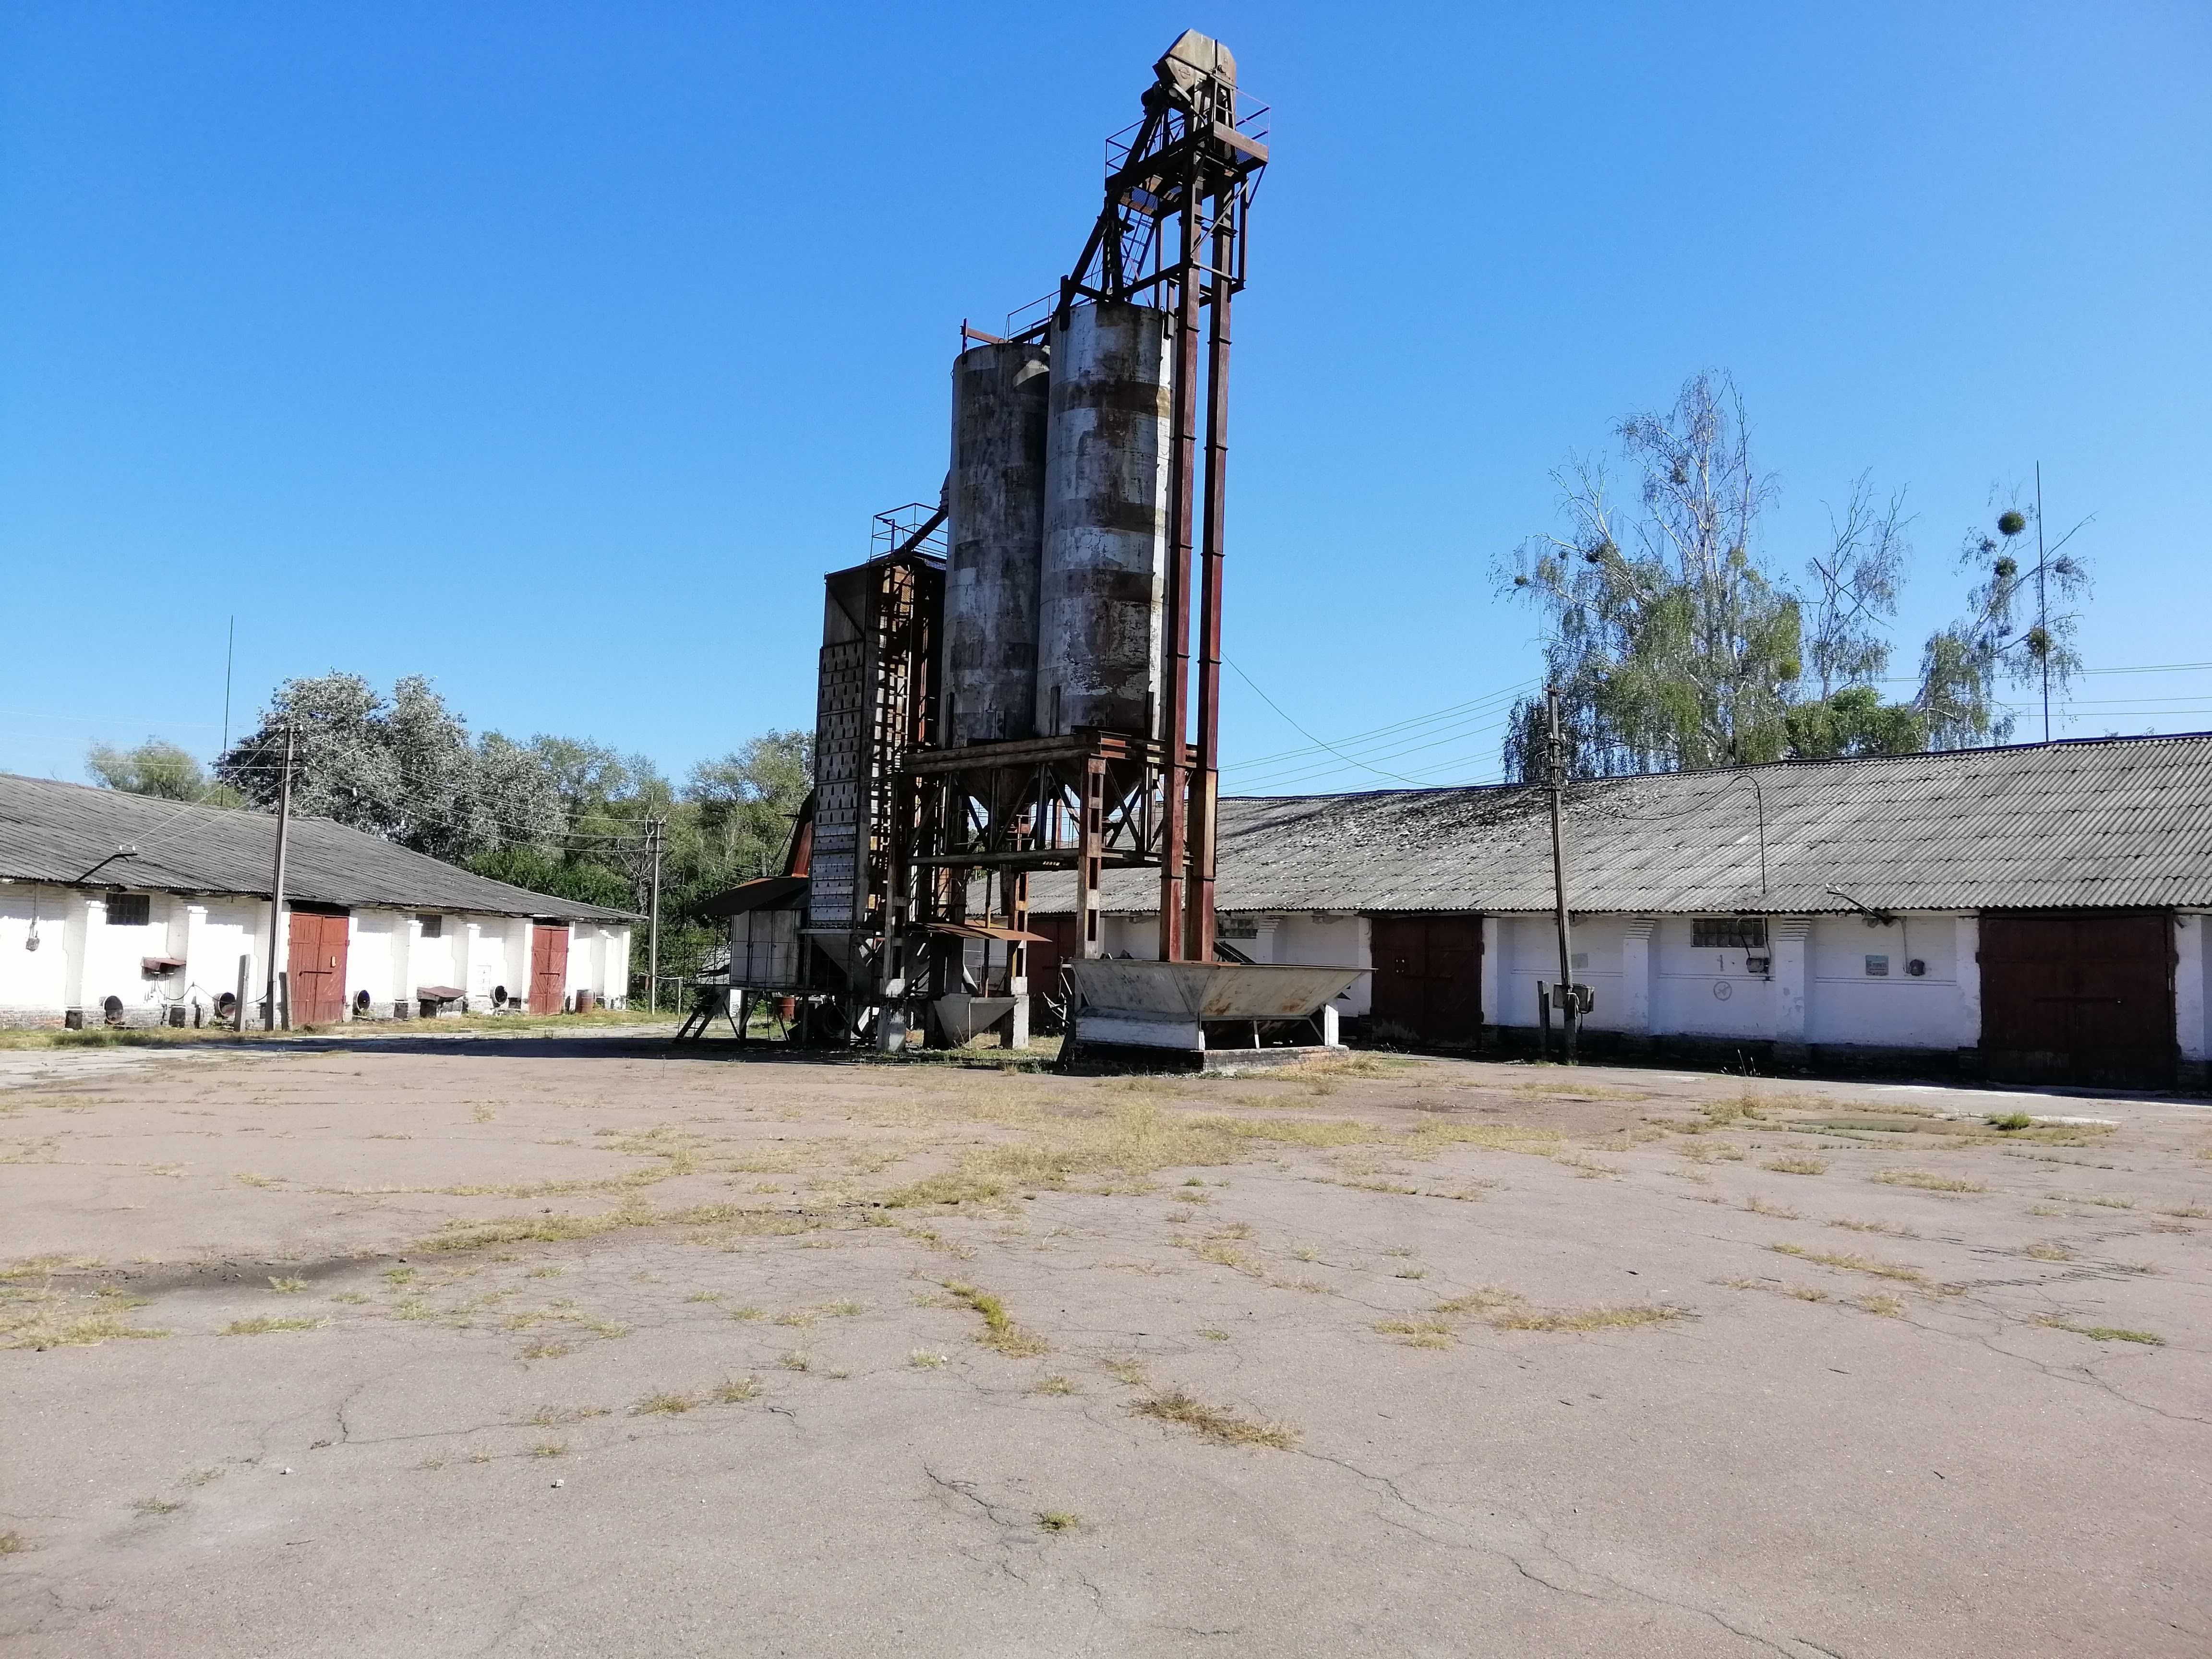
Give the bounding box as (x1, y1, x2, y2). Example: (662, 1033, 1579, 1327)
(0, 772, 633, 922)
(1029, 733, 2212, 918)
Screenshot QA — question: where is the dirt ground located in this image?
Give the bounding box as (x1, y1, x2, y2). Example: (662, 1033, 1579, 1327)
(2, 1030, 2207, 1657)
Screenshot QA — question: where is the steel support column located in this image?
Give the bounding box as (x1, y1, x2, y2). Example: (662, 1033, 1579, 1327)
(1079, 755, 1107, 960)
(1186, 186, 1232, 963)
(1157, 147, 1204, 962)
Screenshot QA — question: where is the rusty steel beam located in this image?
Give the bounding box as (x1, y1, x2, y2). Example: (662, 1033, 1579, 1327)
(1156, 143, 1204, 964)
(1187, 186, 1233, 963)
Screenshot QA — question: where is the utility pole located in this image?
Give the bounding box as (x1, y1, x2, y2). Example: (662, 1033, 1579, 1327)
(221, 617, 235, 756)
(1546, 688, 1579, 1065)
(2035, 462, 2050, 743)
(645, 817, 665, 1014)
(263, 723, 295, 1032)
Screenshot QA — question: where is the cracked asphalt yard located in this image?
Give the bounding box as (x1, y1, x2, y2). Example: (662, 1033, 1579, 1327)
(2, 1031, 2207, 1657)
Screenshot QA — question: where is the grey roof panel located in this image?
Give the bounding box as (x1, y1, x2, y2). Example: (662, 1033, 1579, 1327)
(0, 773, 634, 922)
(1031, 734, 2212, 917)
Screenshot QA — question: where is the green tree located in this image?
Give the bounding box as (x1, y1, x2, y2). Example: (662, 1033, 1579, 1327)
(685, 730, 814, 883)
(1916, 488, 2092, 748)
(1499, 373, 1926, 779)
(85, 738, 241, 805)
(1782, 685, 1926, 759)
(216, 673, 563, 858)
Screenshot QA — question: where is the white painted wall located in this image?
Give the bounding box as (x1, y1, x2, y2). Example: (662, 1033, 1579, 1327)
(1804, 912, 1976, 1049)
(0, 885, 72, 1019)
(566, 925, 631, 1004)
(1497, 914, 1636, 1032)
(1052, 906, 2099, 1059)
(2176, 913, 2207, 1064)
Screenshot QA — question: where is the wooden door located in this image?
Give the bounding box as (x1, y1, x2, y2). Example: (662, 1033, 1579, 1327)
(1370, 915, 1483, 1044)
(1981, 912, 2174, 1088)
(530, 922, 571, 1013)
(286, 909, 350, 1026)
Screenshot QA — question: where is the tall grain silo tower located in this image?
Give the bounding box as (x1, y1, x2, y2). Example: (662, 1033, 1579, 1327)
(762, 31, 1324, 1058)
(943, 340, 1050, 747)
(1035, 301, 1174, 740)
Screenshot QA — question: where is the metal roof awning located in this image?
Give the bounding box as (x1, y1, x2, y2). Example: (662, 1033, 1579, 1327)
(919, 921, 1051, 944)
(699, 876, 809, 918)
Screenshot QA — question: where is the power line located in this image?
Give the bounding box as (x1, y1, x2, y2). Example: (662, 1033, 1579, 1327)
(1221, 658, 1435, 786)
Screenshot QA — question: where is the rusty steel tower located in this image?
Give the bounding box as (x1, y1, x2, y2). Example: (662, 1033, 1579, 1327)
(762, 32, 1281, 1055)
(894, 31, 1268, 999)
(1033, 29, 1264, 966)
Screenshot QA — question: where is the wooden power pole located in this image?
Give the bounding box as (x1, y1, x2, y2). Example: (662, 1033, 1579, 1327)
(1546, 688, 1581, 1065)
(645, 817, 665, 1013)
(263, 724, 295, 1032)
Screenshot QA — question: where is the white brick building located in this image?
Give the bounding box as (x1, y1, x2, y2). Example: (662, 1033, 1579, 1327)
(0, 773, 633, 1028)
(1028, 735, 2212, 1091)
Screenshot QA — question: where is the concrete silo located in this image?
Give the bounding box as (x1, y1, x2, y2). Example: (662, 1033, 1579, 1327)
(1035, 300, 1174, 739)
(941, 340, 1050, 745)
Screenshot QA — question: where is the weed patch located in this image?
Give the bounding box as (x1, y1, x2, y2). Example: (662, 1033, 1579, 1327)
(1, 1292, 168, 1349)
(1874, 1170, 1985, 1194)
(1429, 1285, 1686, 1334)
(944, 1280, 1049, 1356)
(1133, 1388, 1299, 1449)
(2039, 1317, 2163, 1345)
(1769, 1243, 1925, 1284)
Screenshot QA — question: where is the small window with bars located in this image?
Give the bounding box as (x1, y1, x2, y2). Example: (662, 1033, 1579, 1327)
(1691, 916, 1767, 950)
(105, 894, 151, 927)
(418, 914, 443, 938)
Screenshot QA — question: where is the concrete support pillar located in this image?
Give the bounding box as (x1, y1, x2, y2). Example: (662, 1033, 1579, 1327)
(1479, 915, 1501, 1034)
(2175, 913, 2208, 1090)
(63, 896, 98, 1018)
(394, 915, 418, 1017)
(1957, 914, 1984, 1074)
(462, 921, 482, 1011)
(182, 904, 208, 1022)
(1770, 917, 1811, 1064)
(1620, 917, 1657, 1039)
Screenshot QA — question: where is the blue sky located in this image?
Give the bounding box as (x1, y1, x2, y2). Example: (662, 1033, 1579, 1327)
(4, 2, 2207, 794)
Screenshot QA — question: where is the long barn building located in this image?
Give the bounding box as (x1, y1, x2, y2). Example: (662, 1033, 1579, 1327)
(1027, 734, 2212, 1091)
(0, 773, 633, 1028)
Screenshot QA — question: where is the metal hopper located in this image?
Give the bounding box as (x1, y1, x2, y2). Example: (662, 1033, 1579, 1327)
(1062, 959, 1361, 1061)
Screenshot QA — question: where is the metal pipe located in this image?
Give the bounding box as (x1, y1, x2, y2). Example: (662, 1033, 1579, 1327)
(1156, 138, 1204, 962)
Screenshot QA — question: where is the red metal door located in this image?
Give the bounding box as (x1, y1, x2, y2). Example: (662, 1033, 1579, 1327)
(530, 922, 571, 1013)
(1981, 912, 2173, 1088)
(286, 909, 350, 1026)
(1025, 914, 1080, 1030)
(1370, 915, 1483, 1044)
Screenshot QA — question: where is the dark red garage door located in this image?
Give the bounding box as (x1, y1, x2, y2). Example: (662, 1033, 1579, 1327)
(1369, 915, 1483, 1045)
(530, 922, 571, 1014)
(1980, 912, 2174, 1089)
(286, 906, 351, 1027)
